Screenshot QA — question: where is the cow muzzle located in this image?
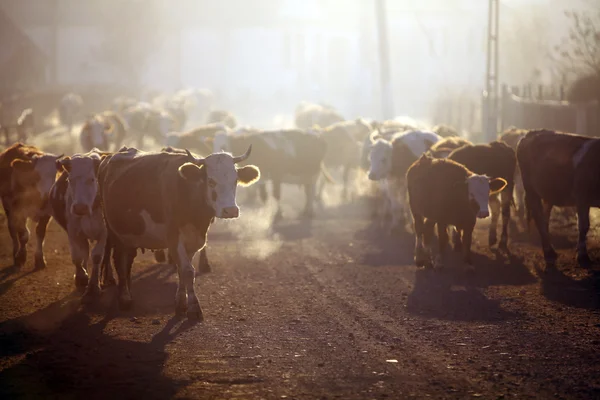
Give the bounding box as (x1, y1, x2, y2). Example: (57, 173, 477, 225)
(219, 206, 240, 219)
(72, 203, 91, 216)
(477, 210, 490, 219)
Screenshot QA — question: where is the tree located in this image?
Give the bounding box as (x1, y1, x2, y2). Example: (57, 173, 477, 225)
(551, 3, 600, 101)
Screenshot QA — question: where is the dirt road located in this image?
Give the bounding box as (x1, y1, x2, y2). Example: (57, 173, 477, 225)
(1, 189, 600, 399)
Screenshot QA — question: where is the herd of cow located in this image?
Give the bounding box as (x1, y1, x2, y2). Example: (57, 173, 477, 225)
(0, 89, 598, 320)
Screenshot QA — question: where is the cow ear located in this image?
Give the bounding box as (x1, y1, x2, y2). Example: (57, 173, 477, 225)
(11, 159, 35, 172)
(237, 165, 260, 186)
(178, 162, 204, 182)
(489, 177, 508, 195)
(56, 156, 72, 173)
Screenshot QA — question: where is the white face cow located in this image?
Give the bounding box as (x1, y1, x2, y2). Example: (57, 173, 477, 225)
(11, 154, 61, 206)
(82, 116, 111, 148)
(368, 139, 392, 181)
(57, 152, 102, 216)
(466, 174, 508, 219)
(178, 146, 260, 219)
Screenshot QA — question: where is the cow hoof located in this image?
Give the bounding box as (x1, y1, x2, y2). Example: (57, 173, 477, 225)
(154, 250, 167, 263)
(81, 286, 100, 304)
(187, 309, 204, 321)
(119, 297, 133, 310)
(74, 274, 89, 288)
(488, 234, 497, 248)
(14, 252, 26, 268)
(544, 248, 558, 263)
(196, 262, 212, 275)
(34, 257, 46, 270)
(577, 254, 593, 269)
(498, 241, 509, 253)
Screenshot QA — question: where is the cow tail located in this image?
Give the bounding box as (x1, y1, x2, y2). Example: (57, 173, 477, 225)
(320, 162, 336, 184)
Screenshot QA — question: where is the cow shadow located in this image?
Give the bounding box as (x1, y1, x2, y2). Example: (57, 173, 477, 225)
(0, 266, 40, 298)
(406, 266, 519, 322)
(534, 263, 600, 310)
(0, 294, 195, 399)
(355, 222, 416, 267)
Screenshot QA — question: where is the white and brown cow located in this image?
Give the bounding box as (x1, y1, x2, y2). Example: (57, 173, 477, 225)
(49, 150, 115, 299)
(367, 130, 442, 233)
(98, 146, 260, 319)
(407, 154, 507, 270)
(0, 143, 61, 268)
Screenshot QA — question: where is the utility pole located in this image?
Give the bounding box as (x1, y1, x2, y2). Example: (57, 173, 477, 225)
(375, 0, 394, 120)
(483, 0, 499, 142)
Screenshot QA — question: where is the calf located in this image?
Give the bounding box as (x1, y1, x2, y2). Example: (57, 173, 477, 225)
(368, 130, 441, 233)
(50, 150, 115, 298)
(98, 146, 260, 319)
(407, 154, 507, 269)
(214, 129, 331, 219)
(0, 143, 61, 268)
(448, 141, 516, 251)
(517, 129, 600, 267)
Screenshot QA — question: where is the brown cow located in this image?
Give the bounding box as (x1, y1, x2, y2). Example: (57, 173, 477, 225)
(428, 136, 472, 158)
(407, 154, 507, 270)
(0, 143, 61, 268)
(517, 129, 600, 267)
(448, 141, 517, 251)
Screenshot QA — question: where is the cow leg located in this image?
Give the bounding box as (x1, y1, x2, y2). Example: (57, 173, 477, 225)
(3, 205, 21, 267)
(100, 238, 116, 287)
(526, 191, 557, 263)
(499, 186, 513, 252)
(69, 233, 90, 288)
(514, 174, 526, 228)
(13, 216, 29, 268)
(82, 233, 107, 302)
(412, 213, 430, 267)
(34, 214, 51, 269)
(452, 226, 462, 252)
(302, 180, 316, 218)
(422, 219, 436, 268)
(462, 227, 475, 272)
(196, 247, 211, 275)
(488, 195, 500, 248)
(272, 180, 283, 220)
(576, 205, 592, 268)
(173, 240, 203, 320)
(388, 179, 406, 235)
(113, 244, 136, 310)
(434, 223, 449, 269)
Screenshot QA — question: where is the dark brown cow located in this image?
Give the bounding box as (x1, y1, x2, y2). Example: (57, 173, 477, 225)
(407, 154, 507, 270)
(214, 129, 331, 219)
(448, 141, 516, 251)
(0, 143, 61, 268)
(99, 146, 260, 318)
(517, 129, 600, 267)
(428, 136, 472, 158)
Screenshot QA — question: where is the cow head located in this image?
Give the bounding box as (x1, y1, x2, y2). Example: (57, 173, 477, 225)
(465, 175, 508, 218)
(11, 153, 62, 205)
(82, 116, 112, 148)
(57, 152, 103, 216)
(368, 139, 392, 181)
(178, 146, 260, 219)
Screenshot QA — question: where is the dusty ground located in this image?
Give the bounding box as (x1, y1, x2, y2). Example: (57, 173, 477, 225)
(1, 184, 600, 400)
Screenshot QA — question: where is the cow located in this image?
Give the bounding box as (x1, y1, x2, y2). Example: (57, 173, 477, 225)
(207, 110, 237, 129)
(428, 136, 472, 158)
(165, 123, 229, 156)
(59, 92, 83, 134)
(213, 128, 331, 219)
(122, 104, 177, 149)
(49, 150, 115, 299)
(80, 113, 127, 152)
(294, 102, 344, 130)
(431, 124, 460, 138)
(407, 154, 507, 270)
(447, 141, 516, 251)
(312, 119, 372, 200)
(98, 145, 260, 319)
(0, 143, 61, 268)
(367, 130, 442, 233)
(517, 129, 600, 267)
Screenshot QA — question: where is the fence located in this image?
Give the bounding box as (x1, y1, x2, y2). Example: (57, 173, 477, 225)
(500, 84, 600, 137)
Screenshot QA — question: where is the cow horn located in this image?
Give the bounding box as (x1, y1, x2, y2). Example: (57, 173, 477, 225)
(185, 148, 205, 166)
(233, 145, 252, 163)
